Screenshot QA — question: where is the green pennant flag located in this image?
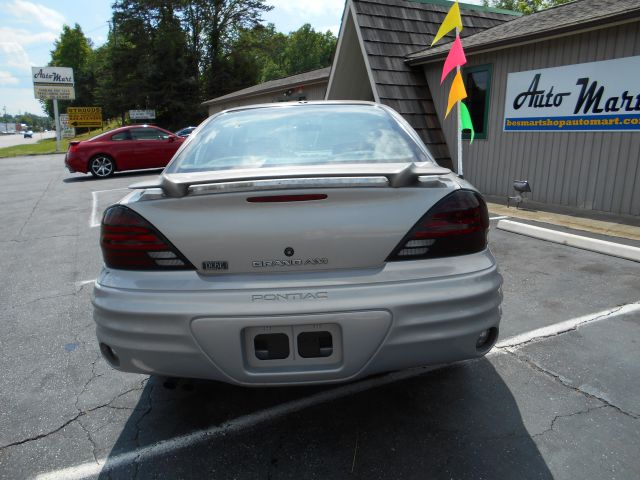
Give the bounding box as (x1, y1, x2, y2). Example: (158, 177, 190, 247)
(460, 101, 474, 144)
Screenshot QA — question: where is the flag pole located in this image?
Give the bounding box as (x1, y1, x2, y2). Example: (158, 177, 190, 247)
(456, 26, 463, 178)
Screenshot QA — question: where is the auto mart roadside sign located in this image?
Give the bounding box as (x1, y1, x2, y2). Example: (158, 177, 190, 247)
(32, 66, 75, 152)
(32, 67, 75, 100)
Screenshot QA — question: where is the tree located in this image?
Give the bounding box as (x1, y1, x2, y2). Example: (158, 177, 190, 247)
(180, 0, 207, 82)
(92, 42, 118, 120)
(16, 112, 52, 131)
(483, 0, 572, 14)
(194, 0, 274, 98)
(94, 0, 205, 128)
(45, 0, 335, 129)
(280, 24, 336, 79)
(146, 2, 203, 129)
(108, 0, 155, 117)
(99, 0, 272, 123)
(231, 24, 288, 83)
(43, 24, 95, 117)
(228, 23, 336, 85)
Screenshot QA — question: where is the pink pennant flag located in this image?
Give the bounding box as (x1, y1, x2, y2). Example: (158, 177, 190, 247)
(440, 36, 467, 84)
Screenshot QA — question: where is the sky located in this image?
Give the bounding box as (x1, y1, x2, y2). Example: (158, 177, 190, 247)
(0, 0, 484, 116)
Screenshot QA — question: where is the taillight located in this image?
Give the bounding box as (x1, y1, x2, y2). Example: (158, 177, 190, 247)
(387, 190, 489, 261)
(68, 141, 80, 152)
(100, 205, 195, 270)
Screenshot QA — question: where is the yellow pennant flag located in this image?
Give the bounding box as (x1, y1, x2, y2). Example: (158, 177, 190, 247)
(431, 1, 463, 46)
(446, 70, 467, 118)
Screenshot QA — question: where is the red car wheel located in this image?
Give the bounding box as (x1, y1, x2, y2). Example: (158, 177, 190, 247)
(90, 155, 115, 178)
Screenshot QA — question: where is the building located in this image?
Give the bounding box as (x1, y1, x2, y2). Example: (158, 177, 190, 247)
(410, 0, 640, 216)
(203, 0, 640, 217)
(203, 67, 331, 116)
(0, 122, 17, 134)
(325, 0, 517, 168)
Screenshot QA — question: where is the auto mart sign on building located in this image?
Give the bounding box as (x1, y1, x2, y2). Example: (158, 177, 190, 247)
(32, 67, 75, 100)
(504, 55, 640, 132)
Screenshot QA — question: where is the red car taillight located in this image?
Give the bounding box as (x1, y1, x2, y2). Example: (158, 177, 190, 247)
(100, 205, 195, 270)
(68, 141, 80, 153)
(387, 190, 489, 261)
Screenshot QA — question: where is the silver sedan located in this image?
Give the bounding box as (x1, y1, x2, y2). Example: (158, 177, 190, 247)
(92, 101, 502, 386)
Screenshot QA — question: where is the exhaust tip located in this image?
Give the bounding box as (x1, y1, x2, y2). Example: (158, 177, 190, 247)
(476, 327, 498, 353)
(99, 342, 120, 367)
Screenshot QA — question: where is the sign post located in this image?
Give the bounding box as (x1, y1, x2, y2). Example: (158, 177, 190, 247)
(31, 67, 75, 152)
(53, 99, 60, 151)
(430, 2, 469, 177)
(455, 26, 463, 178)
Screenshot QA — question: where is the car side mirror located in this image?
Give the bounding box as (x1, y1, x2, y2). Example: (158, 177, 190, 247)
(168, 136, 176, 142)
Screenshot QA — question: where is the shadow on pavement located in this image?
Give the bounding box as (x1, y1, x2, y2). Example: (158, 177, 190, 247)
(98, 359, 552, 479)
(62, 170, 163, 183)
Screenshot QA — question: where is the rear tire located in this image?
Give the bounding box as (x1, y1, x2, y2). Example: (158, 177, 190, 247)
(90, 155, 115, 178)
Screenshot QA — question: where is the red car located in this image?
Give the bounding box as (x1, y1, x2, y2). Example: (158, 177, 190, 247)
(65, 125, 185, 178)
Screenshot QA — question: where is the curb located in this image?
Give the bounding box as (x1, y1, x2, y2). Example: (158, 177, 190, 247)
(496, 219, 640, 263)
(487, 203, 640, 242)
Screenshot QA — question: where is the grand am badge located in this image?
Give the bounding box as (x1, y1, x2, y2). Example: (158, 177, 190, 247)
(252, 258, 328, 268)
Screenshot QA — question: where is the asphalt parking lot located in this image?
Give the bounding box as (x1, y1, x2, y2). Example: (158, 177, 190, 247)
(1, 154, 639, 480)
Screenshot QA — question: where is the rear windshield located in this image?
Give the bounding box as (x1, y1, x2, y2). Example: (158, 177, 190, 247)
(165, 104, 433, 173)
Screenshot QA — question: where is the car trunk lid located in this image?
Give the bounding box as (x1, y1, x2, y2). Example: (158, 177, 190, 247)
(125, 166, 459, 275)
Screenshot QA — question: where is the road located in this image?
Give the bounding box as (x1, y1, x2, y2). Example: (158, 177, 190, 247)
(0, 154, 639, 480)
(0, 131, 56, 148)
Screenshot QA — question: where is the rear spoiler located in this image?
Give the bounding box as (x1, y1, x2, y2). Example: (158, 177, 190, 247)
(129, 163, 452, 198)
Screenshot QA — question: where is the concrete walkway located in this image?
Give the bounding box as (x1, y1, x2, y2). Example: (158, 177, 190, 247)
(488, 203, 640, 242)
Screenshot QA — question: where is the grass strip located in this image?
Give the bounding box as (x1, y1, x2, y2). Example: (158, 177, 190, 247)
(0, 124, 120, 158)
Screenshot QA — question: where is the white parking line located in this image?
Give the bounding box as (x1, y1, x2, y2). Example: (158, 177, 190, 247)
(35, 365, 439, 480)
(489, 216, 510, 221)
(34, 301, 640, 480)
(496, 302, 640, 348)
(89, 192, 100, 228)
(74, 279, 96, 288)
(89, 188, 128, 228)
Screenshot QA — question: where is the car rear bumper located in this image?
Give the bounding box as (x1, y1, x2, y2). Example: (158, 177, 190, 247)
(92, 252, 503, 386)
(64, 155, 76, 173)
(65, 153, 86, 173)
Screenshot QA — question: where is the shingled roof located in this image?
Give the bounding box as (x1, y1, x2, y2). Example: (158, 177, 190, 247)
(202, 67, 331, 106)
(407, 0, 640, 63)
(350, 0, 518, 165)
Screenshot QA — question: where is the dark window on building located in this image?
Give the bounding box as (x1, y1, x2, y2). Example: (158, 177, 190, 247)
(463, 64, 492, 140)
